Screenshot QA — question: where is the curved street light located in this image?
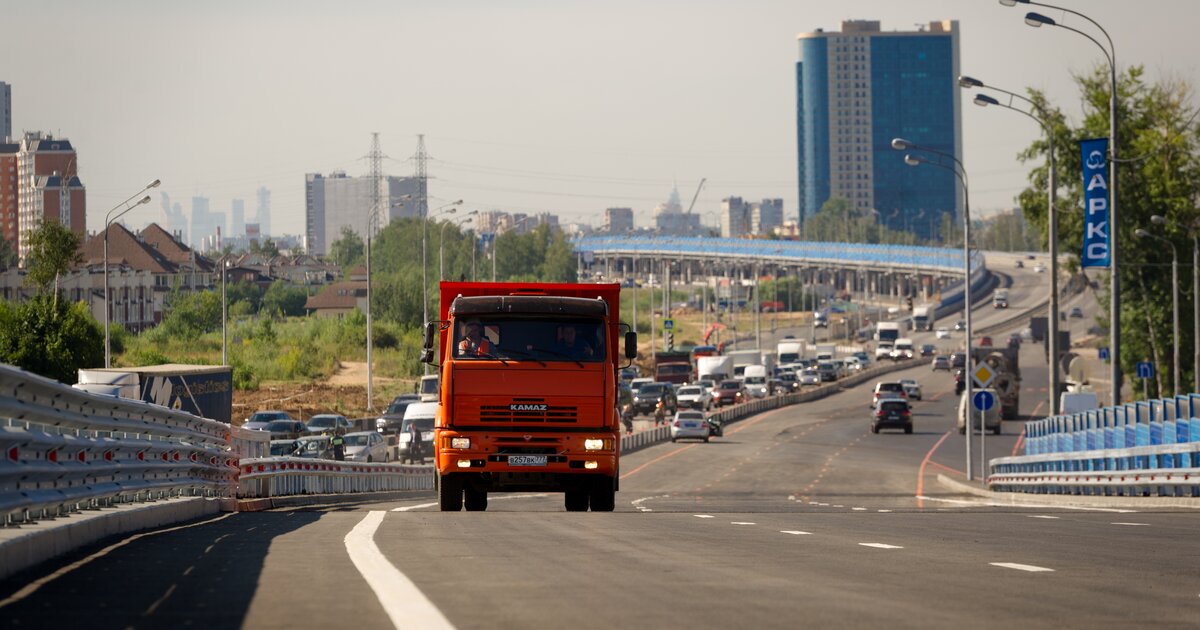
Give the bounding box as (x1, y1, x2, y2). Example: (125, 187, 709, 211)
(1134, 228, 1179, 397)
(103, 179, 160, 367)
(440, 213, 475, 281)
(896, 143, 979, 480)
(1001, 0, 1122, 405)
(966, 76, 1063, 414)
(1151, 215, 1200, 393)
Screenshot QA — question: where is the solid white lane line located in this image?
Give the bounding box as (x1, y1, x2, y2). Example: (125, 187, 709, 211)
(990, 562, 1054, 573)
(916, 495, 1136, 513)
(392, 502, 439, 512)
(693, 515, 714, 519)
(1028, 515, 1060, 519)
(1111, 522, 1150, 526)
(780, 530, 812, 535)
(345, 511, 456, 630)
(859, 543, 903, 549)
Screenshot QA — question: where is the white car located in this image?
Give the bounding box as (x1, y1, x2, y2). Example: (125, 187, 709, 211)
(935, 327, 951, 339)
(676, 385, 714, 410)
(1033, 263, 1046, 273)
(899, 379, 922, 401)
(798, 369, 821, 386)
(671, 410, 710, 443)
(343, 430, 390, 462)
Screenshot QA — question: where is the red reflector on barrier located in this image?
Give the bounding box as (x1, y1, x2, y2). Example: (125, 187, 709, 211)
(105, 451, 114, 461)
(174, 452, 181, 461)
(77, 451, 86, 462)
(9, 446, 19, 462)
(190, 453, 198, 462)
(48, 449, 58, 463)
(257, 465, 265, 472)
(138, 451, 145, 461)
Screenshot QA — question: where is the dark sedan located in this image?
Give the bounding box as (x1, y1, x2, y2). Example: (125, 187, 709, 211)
(871, 400, 913, 434)
(265, 419, 309, 440)
(632, 382, 677, 415)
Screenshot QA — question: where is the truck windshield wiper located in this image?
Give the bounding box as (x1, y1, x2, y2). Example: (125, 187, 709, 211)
(499, 348, 547, 367)
(536, 348, 585, 368)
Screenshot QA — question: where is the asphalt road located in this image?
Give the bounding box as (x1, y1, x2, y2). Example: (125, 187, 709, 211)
(3, 355, 1198, 629)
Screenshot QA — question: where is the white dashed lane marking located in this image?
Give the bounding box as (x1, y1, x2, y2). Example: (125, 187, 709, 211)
(1111, 522, 1150, 527)
(780, 530, 812, 535)
(1028, 515, 1060, 519)
(858, 543, 903, 549)
(991, 562, 1054, 573)
(693, 514, 714, 519)
(731, 522, 756, 526)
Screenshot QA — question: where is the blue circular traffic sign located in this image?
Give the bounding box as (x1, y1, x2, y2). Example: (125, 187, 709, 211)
(972, 390, 995, 412)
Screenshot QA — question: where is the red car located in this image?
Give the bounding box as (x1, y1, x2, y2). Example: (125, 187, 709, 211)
(713, 380, 746, 407)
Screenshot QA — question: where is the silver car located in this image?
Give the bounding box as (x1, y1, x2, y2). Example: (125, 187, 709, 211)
(343, 431, 390, 462)
(676, 385, 713, 410)
(798, 369, 821, 386)
(900, 379, 922, 401)
(671, 410, 710, 443)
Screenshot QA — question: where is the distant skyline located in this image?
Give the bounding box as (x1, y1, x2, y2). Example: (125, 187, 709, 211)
(3, 1, 1199, 237)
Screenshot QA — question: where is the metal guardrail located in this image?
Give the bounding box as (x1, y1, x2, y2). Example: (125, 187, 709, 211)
(989, 393, 1200, 497)
(238, 457, 433, 498)
(0, 364, 237, 525)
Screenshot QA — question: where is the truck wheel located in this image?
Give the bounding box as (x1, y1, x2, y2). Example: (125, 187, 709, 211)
(564, 490, 589, 512)
(589, 477, 616, 512)
(464, 487, 488, 511)
(871, 424, 880, 434)
(993, 425, 1002, 436)
(905, 424, 913, 434)
(438, 473, 463, 511)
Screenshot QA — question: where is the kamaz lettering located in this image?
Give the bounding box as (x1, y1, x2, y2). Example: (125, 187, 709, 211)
(510, 404, 548, 412)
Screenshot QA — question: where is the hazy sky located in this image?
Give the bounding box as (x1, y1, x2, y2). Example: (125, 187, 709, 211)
(4, 0, 1198, 237)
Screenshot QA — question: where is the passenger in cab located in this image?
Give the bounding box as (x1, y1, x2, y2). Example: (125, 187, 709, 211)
(555, 324, 595, 359)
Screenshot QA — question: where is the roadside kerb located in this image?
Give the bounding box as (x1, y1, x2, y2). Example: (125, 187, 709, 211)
(936, 473, 1200, 509)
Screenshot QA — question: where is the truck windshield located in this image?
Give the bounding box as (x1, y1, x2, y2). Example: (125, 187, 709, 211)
(453, 317, 606, 362)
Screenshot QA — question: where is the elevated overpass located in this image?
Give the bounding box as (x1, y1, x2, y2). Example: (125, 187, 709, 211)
(574, 235, 989, 316)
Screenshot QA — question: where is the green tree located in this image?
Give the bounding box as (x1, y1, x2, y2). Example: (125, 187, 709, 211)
(328, 226, 365, 269)
(0, 295, 103, 382)
(150, 289, 222, 342)
(0, 237, 16, 270)
(1016, 66, 1200, 397)
(225, 280, 263, 313)
(23, 220, 82, 306)
(261, 281, 309, 317)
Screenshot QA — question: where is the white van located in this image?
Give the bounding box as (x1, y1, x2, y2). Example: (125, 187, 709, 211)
(418, 374, 439, 402)
(957, 388, 1001, 435)
(742, 365, 769, 398)
(1060, 392, 1100, 415)
(398, 402, 437, 463)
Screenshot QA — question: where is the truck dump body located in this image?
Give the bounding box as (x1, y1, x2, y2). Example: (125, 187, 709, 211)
(431, 281, 624, 512)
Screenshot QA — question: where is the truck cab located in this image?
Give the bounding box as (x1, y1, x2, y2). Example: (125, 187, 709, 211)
(423, 282, 635, 512)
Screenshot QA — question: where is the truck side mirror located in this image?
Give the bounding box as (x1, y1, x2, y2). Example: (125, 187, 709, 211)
(625, 331, 637, 359)
(420, 321, 437, 364)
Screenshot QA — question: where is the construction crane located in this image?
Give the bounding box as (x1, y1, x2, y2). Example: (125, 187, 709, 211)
(684, 178, 706, 214)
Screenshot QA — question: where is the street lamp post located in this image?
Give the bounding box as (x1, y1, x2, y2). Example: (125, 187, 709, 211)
(894, 138, 977, 480)
(221, 256, 229, 366)
(440, 213, 476, 280)
(1135, 228, 1179, 396)
(424, 200, 462, 327)
(1152, 215, 1199, 394)
(1005, 0, 1123, 404)
(965, 76, 1062, 413)
(103, 181, 159, 368)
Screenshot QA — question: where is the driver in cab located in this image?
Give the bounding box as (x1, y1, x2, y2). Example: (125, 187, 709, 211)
(556, 325, 594, 359)
(458, 321, 492, 357)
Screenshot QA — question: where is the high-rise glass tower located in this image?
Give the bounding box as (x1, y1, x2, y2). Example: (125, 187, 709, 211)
(796, 20, 961, 242)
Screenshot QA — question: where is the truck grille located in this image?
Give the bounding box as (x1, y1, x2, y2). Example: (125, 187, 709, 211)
(479, 398, 578, 423)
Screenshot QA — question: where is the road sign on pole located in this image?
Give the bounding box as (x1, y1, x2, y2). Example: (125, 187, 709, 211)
(972, 363, 996, 389)
(663, 318, 674, 331)
(972, 390, 995, 412)
(1135, 362, 1154, 379)
(1098, 347, 1110, 362)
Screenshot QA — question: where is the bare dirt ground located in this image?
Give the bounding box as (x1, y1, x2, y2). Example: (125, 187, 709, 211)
(231, 361, 414, 424)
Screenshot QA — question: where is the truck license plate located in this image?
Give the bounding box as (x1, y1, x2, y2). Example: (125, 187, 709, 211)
(508, 455, 548, 467)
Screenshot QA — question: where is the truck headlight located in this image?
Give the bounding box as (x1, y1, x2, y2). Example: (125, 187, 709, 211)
(450, 437, 471, 449)
(584, 439, 606, 451)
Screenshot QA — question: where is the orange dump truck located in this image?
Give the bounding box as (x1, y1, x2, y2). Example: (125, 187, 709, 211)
(421, 281, 635, 511)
